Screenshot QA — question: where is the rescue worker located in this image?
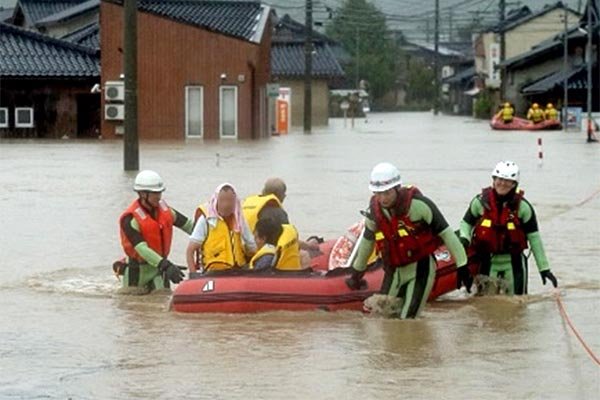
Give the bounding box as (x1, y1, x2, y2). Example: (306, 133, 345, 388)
(526, 103, 545, 123)
(458, 161, 557, 295)
(243, 177, 319, 266)
(186, 183, 256, 273)
(345, 162, 471, 319)
(116, 170, 193, 292)
(544, 103, 558, 120)
(247, 218, 283, 271)
(495, 102, 514, 123)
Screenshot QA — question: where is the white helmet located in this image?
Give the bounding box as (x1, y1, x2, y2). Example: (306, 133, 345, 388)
(134, 170, 165, 192)
(369, 162, 402, 192)
(491, 161, 519, 183)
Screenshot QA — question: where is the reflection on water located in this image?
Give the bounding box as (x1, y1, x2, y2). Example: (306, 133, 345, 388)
(1, 113, 598, 399)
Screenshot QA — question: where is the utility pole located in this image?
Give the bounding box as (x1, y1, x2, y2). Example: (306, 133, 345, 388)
(433, 0, 440, 115)
(499, 0, 506, 100)
(355, 27, 360, 88)
(448, 10, 453, 43)
(123, 0, 139, 171)
(585, 0, 594, 142)
(303, 0, 313, 134)
(563, 7, 569, 131)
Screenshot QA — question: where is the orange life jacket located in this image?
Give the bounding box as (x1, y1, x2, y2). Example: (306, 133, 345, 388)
(371, 186, 442, 267)
(120, 199, 174, 262)
(472, 187, 528, 254)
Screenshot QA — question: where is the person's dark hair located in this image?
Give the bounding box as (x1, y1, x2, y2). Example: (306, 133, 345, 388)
(255, 218, 283, 245)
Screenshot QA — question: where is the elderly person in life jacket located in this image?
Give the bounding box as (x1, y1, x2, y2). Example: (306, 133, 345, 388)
(186, 183, 256, 274)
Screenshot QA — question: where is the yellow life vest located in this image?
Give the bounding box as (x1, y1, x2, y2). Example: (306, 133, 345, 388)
(529, 108, 544, 122)
(275, 224, 301, 270)
(545, 108, 557, 120)
(248, 244, 277, 270)
(502, 106, 514, 121)
(196, 206, 247, 271)
(242, 194, 283, 232)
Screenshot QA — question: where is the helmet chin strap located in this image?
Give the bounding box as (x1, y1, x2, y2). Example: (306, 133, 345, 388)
(138, 191, 156, 211)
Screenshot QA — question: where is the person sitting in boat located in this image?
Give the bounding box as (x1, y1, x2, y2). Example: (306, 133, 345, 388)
(243, 178, 320, 262)
(495, 102, 514, 123)
(186, 183, 256, 274)
(545, 103, 558, 120)
(248, 215, 303, 271)
(345, 162, 470, 319)
(458, 161, 557, 295)
(116, 170, 193, 292)
(526, 103, 545, 123)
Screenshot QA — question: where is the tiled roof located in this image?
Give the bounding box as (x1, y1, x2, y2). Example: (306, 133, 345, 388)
(35, 0, 98, 27)
(0, 7, 14, 22)
(443, 66, 476, 84)
(136, 0, 269, 43)
(271, 42, 345, 79)
(0, 22, 99, 77)
(17, 0, 89, 26)
(273, 14, 335, 44)
(521, 65, 590, 94)
(499, 2, 577, 32)
(61, 21, 99, 49)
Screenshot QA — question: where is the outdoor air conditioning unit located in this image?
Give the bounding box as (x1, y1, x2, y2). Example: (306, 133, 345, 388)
(105, 104, 125, 120)
(105, 81, 124, 102)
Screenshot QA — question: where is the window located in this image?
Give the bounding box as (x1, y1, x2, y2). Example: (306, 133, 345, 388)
(219, 86, 238, 138)
(15, 107, 34, 128)
(0, 108, 8, 128)
(185, 86, 203, 137)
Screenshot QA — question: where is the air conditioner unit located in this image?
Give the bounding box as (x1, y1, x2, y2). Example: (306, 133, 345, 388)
(105, 81, 124, 102)
(105, 104, 125, 120)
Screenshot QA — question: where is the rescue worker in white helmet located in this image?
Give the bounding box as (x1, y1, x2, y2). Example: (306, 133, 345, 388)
(458, 161, 557, 295)
(345, 162, 470, 319)
(116, 170, 193, 292)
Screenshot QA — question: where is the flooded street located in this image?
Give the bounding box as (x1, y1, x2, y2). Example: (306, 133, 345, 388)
(1, 112, 599, 399)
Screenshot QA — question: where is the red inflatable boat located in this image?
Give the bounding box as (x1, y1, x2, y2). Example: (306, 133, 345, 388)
(490, 115, 561, 130)
(170, 241, 479, 313)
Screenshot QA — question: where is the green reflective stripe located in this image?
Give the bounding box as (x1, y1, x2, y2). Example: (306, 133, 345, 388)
(122, 263, 163, 289)
(399, 260, 435, 319)
(527, 231, 549, 271)
(133, 242, 163, 268)
(459, 220, 474, 243)
(408, 198, 433, 225)
(439, 227, 467, 268)
(181, 217, 194, 235)
(517, 199, 533, 223)
(351, 238, 375, 272)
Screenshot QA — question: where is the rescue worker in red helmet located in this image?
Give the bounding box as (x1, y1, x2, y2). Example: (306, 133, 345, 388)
(116, 170, 194, 292)
(345, 162, 470, 319)
(458, 161, 557, 295)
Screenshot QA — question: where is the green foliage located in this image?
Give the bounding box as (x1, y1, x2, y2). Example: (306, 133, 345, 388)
(405, 58, 434, 106)
(325, 0, 402, 101)
(473, 89, 494, 119)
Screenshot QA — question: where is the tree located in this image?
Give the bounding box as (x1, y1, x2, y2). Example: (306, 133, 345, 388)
(326, 0, 401, 101)
(406, 58, 435, 106)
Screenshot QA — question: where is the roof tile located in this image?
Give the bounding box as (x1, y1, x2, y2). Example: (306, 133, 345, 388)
(0, 22, 99, 77)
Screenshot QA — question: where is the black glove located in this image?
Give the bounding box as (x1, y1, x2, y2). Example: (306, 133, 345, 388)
(540, 270, 558, 288)
(112, 260, 127, 276)
(158, 259, 187, 284)
(456, 266, 473, 293)
(345, 270, 367, 291)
